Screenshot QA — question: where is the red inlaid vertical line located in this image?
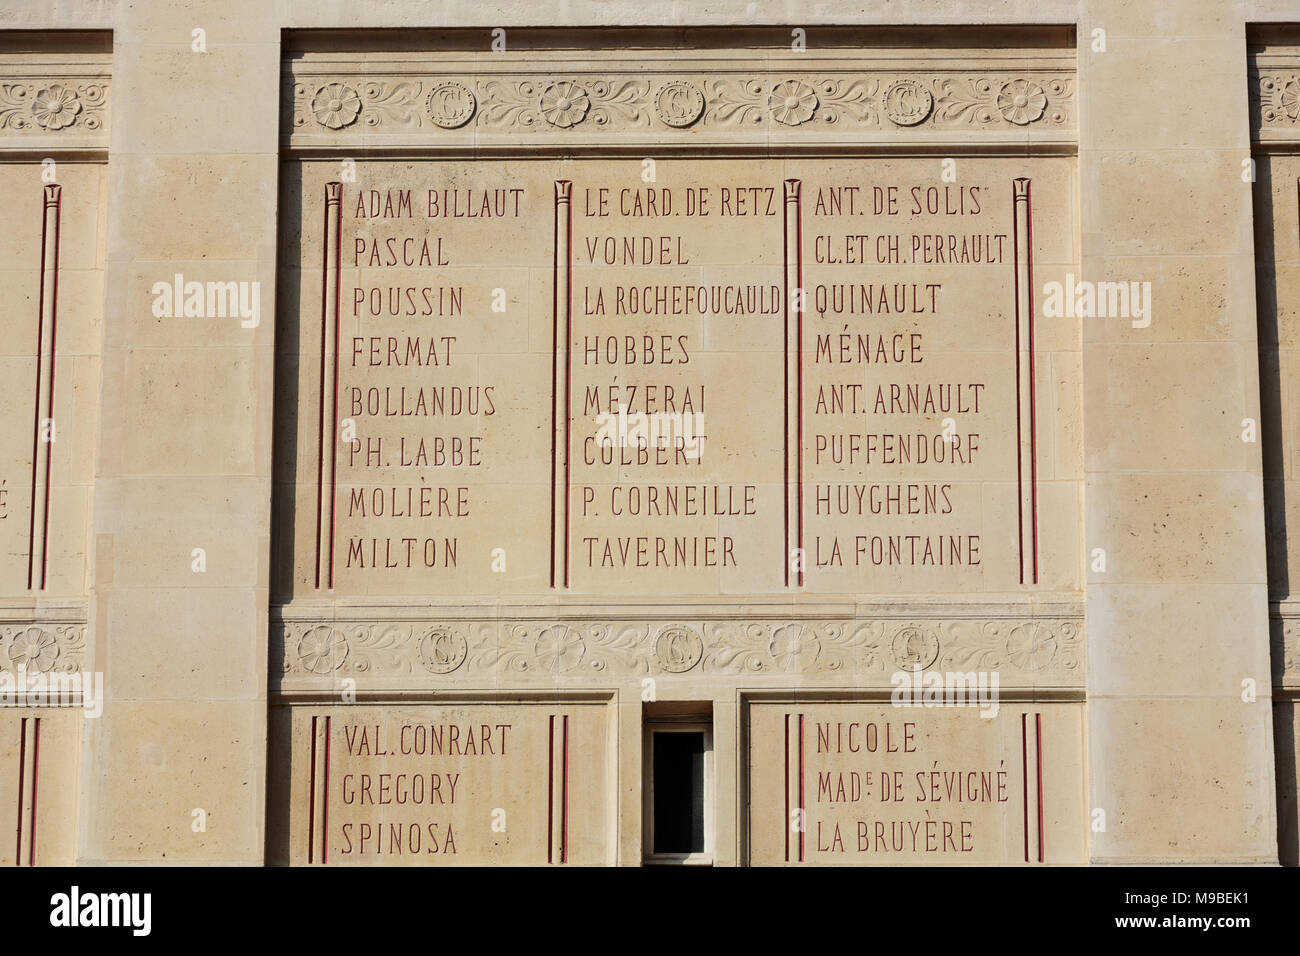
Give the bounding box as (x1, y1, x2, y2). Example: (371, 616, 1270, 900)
(563, 197, 573, 590)
(1024, 182, 1038, 584)
(782, 204, 790, 589)
(549, 191, 560, 590)
(547, 715, 555, 863)
(314, 187, 330, 591)
(308, 715, 318, 864)
(797, 712, 805, 862)
(794, 186, 805, 589)
(39, 191, 60, 591)
(1035, 712, 1045, 863)
(29, 185, 61, 591)
(328, 188, 343, 589)
(28, 717, 39, 867)
(15, 718, 26, 866)
(561, 714, 570, 864)
(550, 181, 574, 590)
(322, 715, 331, 863)
(1011, 183, 1025, 585)
(783, 714, 790, 862)
(27, 196, 44, 590)
(1021, 712, 1029, 863)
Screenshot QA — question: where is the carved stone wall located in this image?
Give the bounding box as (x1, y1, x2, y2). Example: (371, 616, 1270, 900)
(271, 32, 1083, 706)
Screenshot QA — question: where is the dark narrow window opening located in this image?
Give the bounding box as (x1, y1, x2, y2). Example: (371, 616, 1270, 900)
(653, 731, 705, 854)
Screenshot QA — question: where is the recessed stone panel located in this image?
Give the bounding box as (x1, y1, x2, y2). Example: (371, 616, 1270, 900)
(746, 699, 1086, 865)
(274, 700, 614, 866)
(273, 154, 1081, 600)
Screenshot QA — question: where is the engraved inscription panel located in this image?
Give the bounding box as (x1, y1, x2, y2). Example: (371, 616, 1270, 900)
(281, 702, 612, 866)
(274, 156, 1080, 600)
(747, 700, 1086, 865)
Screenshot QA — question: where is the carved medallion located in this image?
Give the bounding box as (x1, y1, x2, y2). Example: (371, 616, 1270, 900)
(417, 626, 467, 674)
(427, 81, 477, 129)
(890, 624, 939, 671)
(882, 79, 933, 126)
(654, 80, 705, 128)
(655, 625, 703, 673)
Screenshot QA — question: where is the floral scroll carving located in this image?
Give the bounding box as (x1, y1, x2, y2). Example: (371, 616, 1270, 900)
(0, 81, 109, 134)
(1255, 72, 1300, 128)
(286, 72, 1074, 138)
(932, 77, 1067, 127)
(0, 624, 87, 675)
(274, 616, 1084, 688)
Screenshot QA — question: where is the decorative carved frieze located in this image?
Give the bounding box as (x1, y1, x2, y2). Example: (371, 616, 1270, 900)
(0, 55, 111, 149)
(1248, 43, 1300, 145)
(0, 81, 107, 133)
(282, 45, 1076, 149)
(285, 73, 1073, 143)
(273, 613, 1084, 690)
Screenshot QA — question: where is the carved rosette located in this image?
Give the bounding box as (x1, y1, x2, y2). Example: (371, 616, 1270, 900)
(309, 82, 362, 129)
(768, 79, 819, 126)
(539, 80, 591, 127)
(0, 80, 109, 137)
(285, 71, 1074, 141)
(295, 624, 349, 674)
(993, 78, 1048, 125)
(0, 623, 87, 675)
(273, 616, 1084, 688)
